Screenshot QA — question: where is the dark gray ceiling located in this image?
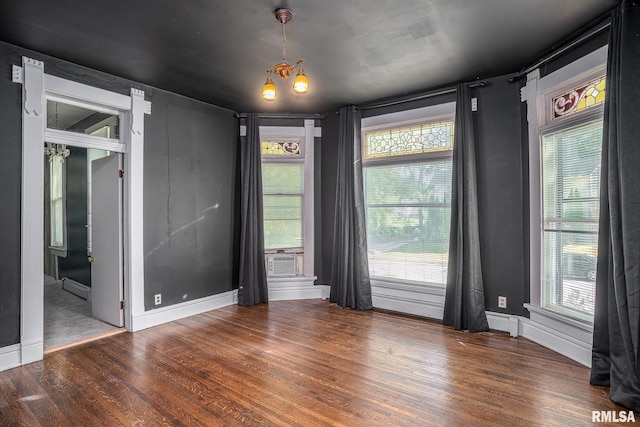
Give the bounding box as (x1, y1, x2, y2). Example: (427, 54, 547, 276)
(0, 1, 618, 114)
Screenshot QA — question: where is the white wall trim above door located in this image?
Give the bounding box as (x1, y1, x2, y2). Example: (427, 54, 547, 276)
(14, 56, 151, 365)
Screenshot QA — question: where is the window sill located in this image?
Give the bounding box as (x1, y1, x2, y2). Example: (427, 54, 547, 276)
(49, 247, 67, 258)
(267, 275, 316, 284)
(524, 303, 593, 332)
(371, 278, 445, 296)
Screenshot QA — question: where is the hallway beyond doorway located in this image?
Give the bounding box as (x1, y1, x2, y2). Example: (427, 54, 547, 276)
(44, 275, 120, 350)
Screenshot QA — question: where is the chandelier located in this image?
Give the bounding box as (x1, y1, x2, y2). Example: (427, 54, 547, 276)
(44, 142, 70, 162)
(262, 8, 309, 101)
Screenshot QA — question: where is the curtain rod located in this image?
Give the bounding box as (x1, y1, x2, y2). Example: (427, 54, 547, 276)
(236, 113, 325, 120)
(509, 16, 611, 83)
(354, 81, 486, 111)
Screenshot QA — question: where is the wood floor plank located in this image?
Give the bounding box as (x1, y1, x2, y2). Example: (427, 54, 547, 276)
(0, 300, 629, 426)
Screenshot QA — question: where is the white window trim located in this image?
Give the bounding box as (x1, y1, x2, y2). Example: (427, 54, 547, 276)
(262, 143, 305, 253)
(362, 102, 455, 130)
(522, 45, 607, 365)
(260, 120, 315, 280)
(240, 121, 318, 278)
(14, 56, 151, 365)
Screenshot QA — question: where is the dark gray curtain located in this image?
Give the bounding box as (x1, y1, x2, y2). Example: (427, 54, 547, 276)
(443, 84, 489, 332)
(590, 1, 640, 412)
(238, 113, 268, 306)
(330, 106, 373, 310)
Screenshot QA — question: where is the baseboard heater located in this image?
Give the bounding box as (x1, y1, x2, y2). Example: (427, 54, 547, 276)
(61, 277, 91, 301)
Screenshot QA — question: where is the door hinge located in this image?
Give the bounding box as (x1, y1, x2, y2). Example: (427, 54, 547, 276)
(119, 169, 125, 178)
(120, 300, 125, 310)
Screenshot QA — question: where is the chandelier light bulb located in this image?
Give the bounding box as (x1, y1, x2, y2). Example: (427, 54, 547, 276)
(262, 70, 276, 101)
(293, 61, 309, 94)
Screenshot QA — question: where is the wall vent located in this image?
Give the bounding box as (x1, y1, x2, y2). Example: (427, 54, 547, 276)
(266, 254, 297, 277)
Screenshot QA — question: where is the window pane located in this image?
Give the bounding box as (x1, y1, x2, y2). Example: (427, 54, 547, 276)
(364, 121, 454, 159)
(365, 161, 452, 205)
(50, 155, 64, 248)
(262, 162, 304, 250)
(262, 163, 303, 194)
(263, 195, 302, 249)
(365, 160, 452, 285)
(542, 119, 602, 320)
(47, 99, 119, 138)
(51, 199, 63, 247)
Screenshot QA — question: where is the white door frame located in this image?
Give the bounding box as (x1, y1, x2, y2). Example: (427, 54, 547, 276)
(13, 56, 151, 364)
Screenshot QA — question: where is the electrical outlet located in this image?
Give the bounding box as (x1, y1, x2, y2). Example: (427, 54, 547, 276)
(154, 294, 162, 305)
(498, 296, 507, 309)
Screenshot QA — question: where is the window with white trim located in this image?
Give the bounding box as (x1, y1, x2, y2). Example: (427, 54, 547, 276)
(362, 106, 455, 286)
(540, 75, 605, 321)
(261, 138, 304, 251)
(48, 151, 66, 251)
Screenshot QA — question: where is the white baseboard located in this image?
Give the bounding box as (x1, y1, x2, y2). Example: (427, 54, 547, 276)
(267, 276, 324, 301)
(3, 283, 593, 372)
(0, 344, 21, 372)
(368, 285, 592, 368)
(486, 309, 591, 367)
(130, 289, 238, 332)
(520, 319, 592, 367)
(20, 339, 43, 366)
(321, 285, 330, 300)
(486, 311, 520, 337)
(61, 277, 91, 301)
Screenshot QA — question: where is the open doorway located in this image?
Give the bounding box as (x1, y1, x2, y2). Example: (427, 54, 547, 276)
(18, 57, 148, 366)
(42, 103, 125, 350)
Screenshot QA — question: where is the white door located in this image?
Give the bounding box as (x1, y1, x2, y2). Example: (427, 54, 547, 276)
(91, 154, 124, 326)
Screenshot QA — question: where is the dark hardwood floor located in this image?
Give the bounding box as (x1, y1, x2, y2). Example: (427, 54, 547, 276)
(0, 300, 627, 426)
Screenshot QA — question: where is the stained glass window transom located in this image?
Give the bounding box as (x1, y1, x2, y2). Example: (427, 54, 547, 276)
(552, 76, 606, 120)
(261, 140, 301, 157)
(364, 121, 454, 159)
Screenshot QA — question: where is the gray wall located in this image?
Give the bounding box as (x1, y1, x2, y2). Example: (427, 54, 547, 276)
(318, 112, 338, 286)
(144, 92, 238, 309)
(472, 76, 528, 315)
(0, 41, 239, 348)
(0, 43, 22, 347)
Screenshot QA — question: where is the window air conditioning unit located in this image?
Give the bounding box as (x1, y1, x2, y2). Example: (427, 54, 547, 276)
(267, 254, 297, 277)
